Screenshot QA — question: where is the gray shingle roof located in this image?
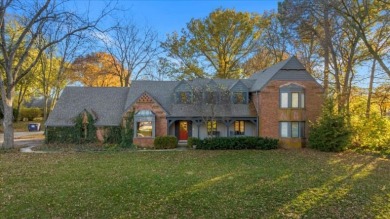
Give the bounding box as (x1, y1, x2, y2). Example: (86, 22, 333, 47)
(47, 57, 319, 126)
(249, 56, 317, 91)
(124, 81, 180, 114)
(45, 87, 129, 127)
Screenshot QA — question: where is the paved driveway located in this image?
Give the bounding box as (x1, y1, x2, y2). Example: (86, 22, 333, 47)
(0, 131, 45, 147)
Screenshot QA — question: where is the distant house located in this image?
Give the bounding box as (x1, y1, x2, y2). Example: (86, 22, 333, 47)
(46, 56, 324, 148)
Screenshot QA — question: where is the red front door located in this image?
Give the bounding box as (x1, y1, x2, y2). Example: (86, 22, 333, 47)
(179, 121, 188, 140)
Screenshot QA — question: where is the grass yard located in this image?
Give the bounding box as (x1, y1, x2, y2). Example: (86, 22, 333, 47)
(1, 149, 389, 218)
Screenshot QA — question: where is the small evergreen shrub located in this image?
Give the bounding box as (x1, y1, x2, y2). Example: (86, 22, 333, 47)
(154, 136, 178, 149)
(20, 108, 41, 121)
(195, 136, 278, 150)
(308, 99, 351, 152)
(187, 137, 201, 148)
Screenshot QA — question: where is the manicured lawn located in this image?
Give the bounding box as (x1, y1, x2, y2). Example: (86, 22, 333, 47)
(1, 149, 389, 218)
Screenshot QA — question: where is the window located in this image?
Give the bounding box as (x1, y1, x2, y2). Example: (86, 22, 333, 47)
(280, 122, 305, 138)
(207, 120, 217, 135)
(281, 93, 289, 108)
(233, 92, 247, 104)
(137, 121, 152, 137)
(178, 92, 192, 104)
(134, 110, 155, 138)
(280, 122, 289, 137)
(234, 121, 245, 135)
(292, 93, 299, 108)
(280, 84, 305, 108)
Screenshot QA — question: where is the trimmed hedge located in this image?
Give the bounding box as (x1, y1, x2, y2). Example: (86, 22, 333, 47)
(154, 136, 178, 149)
(188, 137, 201, 148)
(195, 136, 279, 150)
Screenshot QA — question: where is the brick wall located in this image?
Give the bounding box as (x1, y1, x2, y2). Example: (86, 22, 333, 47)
(125, 93, 168, 148)
(254, 80, 324, 148)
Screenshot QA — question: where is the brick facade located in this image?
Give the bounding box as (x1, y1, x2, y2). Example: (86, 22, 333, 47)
(253, 80, 323, 148)
(126, 93, 167, 148)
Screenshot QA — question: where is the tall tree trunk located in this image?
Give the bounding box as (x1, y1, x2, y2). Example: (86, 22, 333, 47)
(1, 88, 15, 149)
(366, 59, 376, 118)
(322, 7, 330, 95)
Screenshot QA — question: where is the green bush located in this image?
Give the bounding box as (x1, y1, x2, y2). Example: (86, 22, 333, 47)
(195, 136, 279, 150)
(20, 108, 41, 121)
(308, 99, 351, 152)
(188, 137, 201, 148)
(104, 127, 122, 144)
(154, 136, 178, 149)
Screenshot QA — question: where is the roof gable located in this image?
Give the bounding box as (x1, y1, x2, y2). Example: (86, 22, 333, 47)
(250, 56, 319, 91)
(230, 80, 249, 92)
(124, 91, 168, 114)
(174, 80, 192, 92)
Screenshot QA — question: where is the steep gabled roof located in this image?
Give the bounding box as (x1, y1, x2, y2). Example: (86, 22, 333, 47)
(124, 81, 180, 116)
(249, 56, 318, 91)
(45, 87, 129, 127)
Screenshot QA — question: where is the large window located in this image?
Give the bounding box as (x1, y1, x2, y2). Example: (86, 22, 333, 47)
(234, 120, 245, 135)
(280, 122, 305, 138)
(207, 120, 218, 136)
(280, 84, 305, 109)
(136, 121, 152, 137)
(134, 110, 155, 138)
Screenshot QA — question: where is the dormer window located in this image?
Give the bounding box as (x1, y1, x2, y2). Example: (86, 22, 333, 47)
(232, 92, 247, 104)
(280, 84, 305, 109)
(230, 80, 249, 104)
(178, 91, 192, 104)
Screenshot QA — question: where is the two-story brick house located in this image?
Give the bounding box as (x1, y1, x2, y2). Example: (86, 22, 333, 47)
(46, 56, 324, 148)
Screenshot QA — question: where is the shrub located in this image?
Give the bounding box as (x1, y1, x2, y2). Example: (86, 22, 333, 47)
(187, 137, 201, 148)
(195, 136, 279, 150)
(154, 136, 178, 149)
(20, 108, 41, 121)
(104, 127, 122, 144)
(308, 99, 351, 152)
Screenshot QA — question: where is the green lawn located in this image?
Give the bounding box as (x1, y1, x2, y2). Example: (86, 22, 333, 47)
(1, 149, 389, 218)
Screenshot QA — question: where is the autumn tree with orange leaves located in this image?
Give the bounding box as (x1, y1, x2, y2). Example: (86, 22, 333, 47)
(72, 52, 122, 87)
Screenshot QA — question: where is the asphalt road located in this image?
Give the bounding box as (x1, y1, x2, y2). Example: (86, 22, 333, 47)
(0, 131, 45, 147)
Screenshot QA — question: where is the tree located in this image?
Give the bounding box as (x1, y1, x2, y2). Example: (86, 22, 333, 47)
(334, 0, 390, 78)
(308, 98, 351, 152)
(0, 0, 112, 148)
(279, 0, 338, 94)
(372, 83, 390, 116)
(191, 83, 232, 138)
(71, 52, 121, 87)
(162, 9, 266, 79)
(102, 21, 159, 86)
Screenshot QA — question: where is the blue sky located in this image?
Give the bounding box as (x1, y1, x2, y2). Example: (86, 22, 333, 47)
(74, 0, 279, 39)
